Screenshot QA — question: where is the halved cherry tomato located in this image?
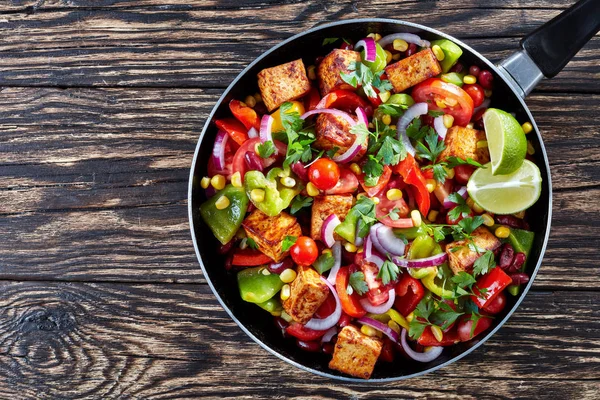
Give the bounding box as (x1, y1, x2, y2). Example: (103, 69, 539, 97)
(308, 158, 340, 190)
(315, 293, 336, 319)
(412, 78, 474, 127)
(316, 89, 373, 117)
(231, 248, 273, 266)
(457, 314, 494, 342)
(394, 274, 425, 316)
(393, 154, 430, 216)
(324, 167, 359, 194)
(229, 100, 260, 131)
(454, 165, 475, 185)
(463, 83, 485, 108)
(290, 236, 318, 267)
(286, 323, 327, 341)
(304, 87, 321, 111)
(358, 165, 392, 197)
(471, 267, 513, 309)
(376, 185, 411, 228)
(482, 291, 507, 315)
(446, 207, 474, 225)
(231, 138, 287, 178)
(215, 118, 249, 146)
(361, 259, 390, 306)
(417, 326, 460, 347)
(335, 266, 367, 318)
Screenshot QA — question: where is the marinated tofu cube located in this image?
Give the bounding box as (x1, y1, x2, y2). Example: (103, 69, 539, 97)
(446, 227, 502, 275)
(318, 49, 361, 96)
(385, 48, 442, 93)
(257, 59, 312, 112)
(437, 126, 491, 165)
(329, 325, 382, 379)
(311, 194, 353, 241)
(313, 113, 367, 161)
(282, 264, 330, 324)
(242, 209, 302, 262)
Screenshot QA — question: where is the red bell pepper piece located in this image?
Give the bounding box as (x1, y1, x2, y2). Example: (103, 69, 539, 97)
(215, 118, 249, 146)
(417, 326, 460, 347)
(231, 248, 273, 266)
(286, 323, 327, 341)
(304, 87, 321, 111)
(393, 154, 431, 216)
(394, 274, 425, 316)
(335, 266, 367, 318)
(358, 165, 392, 197)
(316, 89, 373, 117)
(229, 99, 260, 131)
(471, 267, 513, 308)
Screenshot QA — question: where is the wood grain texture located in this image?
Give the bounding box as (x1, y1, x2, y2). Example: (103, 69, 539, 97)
(0, 282, 597, 399)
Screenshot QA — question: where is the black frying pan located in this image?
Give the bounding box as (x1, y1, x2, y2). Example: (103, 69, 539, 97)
(188, 0, 600, 381)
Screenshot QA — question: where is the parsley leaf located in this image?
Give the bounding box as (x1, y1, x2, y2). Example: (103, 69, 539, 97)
(279, 102, 304, 132)
(340, 62, 392, 99)
(447, 193, 472, 221)
(313, 252, 335, 274)
(457, 216, 484, 235)
(473, 250, 496, 276)
(377, 260, 399, 285)
(246, 237, 258, 250)
(430, 301, 464, 330)
(377, 103, 407, 117)
(416, 130, 446, 162)
(377, 135, 407, 165)
(446, 156, 485, 169)
(362, 155, 384, 186)
(349, 271, 369, 295)
(352, 196, 377, 238)
(256, 140, 276, 158)
(387, 207, 400, 221)
(281, 236, 297, 253)
(428, 110, 445, 117)
(322, 37, 339, 46)
(451, 272, 477, 288)
(409, 297, 435, 339)
(290, 195, 313, 214)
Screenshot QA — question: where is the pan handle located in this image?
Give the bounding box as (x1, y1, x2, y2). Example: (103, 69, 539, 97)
(498, 0, 600, 98)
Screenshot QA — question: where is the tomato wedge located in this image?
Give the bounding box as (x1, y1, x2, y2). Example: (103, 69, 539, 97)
(231, 138, 287, 178)
(324, 167, 359, 194)
(335, 266, 367, 318)
(231, 248, 273, 266)
(375, 184, 411, 228)
(417, 326, 460, 347)
(393, 154, 430, 216)
(358, 165, 392, 197)
(215, 118, 249, 146)
(412, 78, 474, 127)
(316, 89, 373, 117)
(229, 99, 261, 131)
(286, 323, 327, 341)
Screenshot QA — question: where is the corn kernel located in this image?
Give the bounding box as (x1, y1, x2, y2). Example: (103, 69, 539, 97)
(379, 90, 391, 104)
(239, 101, 247, 107)
(280, 268, 297, 283)
(411, 210, 422, 227)
(527, 140, 535, 155)
(239, 238, 248, 250)
(235, 228, 247, 239)
(466, 123, 474, 129)
(425, 179, 437, 193)
(386, 188, 403, 201)
(211, 174, 226, 190)
(215, 195, 230, 210)
(435, 99, 447, 109)
(463, 74, 477, 84)
(384, 49, 393, 64)
(250, 188, 265, 203)
(432, 44, 445, 61)
(361, 325, 379, 337)
(392, 53, 401, 61)
(477, 140, 488, 149)
(427, 210, 439, 222)
(443, 114, 454, 129)
(495, 226, 511, 239)
(253, 92, 262, 103)
(350, 163, 361, 176)
(277, 169, 290, 178)
(356, 192, 367, 200)
(271, 310, 282, 317)
(281, 176, 296, 188)
(482, 213, 495, 227)
(513, 210, 526, 219)
(431, 325, 444, 342)
(306, 182, 320, 196)
(445, 97, 458, 107)
(381, 114, 392, 125)
(388, 320, 401, 334)
(372, 197, 380, 205)
(484, 89, 493, 98)
(367, 33, 382, 41)
(261, 268, 271, 276)
(406, 312, 414, 323)
(307, 65, 317, 81)
(393, 39, 409, 52)
(244, 95, 256, 108)
(231, 171, 242, 188)
(254, 143, 261, 154)
(522, 122, 533, 134)
(345, 242, 357, 253)
(390, 125, 396, 131)
(280, 310, 292, 322)
(368, 122, 374, 129)
(280, 284, 291, 301)
(444, 166, 455, 179)
(472, 201, 484, 214)
(200, 176, 211, 189)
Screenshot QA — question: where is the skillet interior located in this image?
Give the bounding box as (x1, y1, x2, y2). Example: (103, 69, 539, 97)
(189, 19, 552, 381)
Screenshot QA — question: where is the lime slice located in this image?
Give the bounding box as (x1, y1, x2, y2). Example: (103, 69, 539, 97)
(483, 108, 527, 175)
(467, 160, 542, 214)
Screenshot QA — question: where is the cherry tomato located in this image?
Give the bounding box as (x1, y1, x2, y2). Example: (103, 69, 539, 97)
(231, 138, 287, 178)
(412, 78, 474, 127)
(375, 185, 412, 228)
(290, 236, 318, 267)
(446, 207, 474, 225)
(457, 315, 493, 342)
(482, 291, 507, 315)
(324, 167, 359, 194)
(454, 164, 475, 185)
(308, 158, 340, 190)
(463, 84, 485, 108)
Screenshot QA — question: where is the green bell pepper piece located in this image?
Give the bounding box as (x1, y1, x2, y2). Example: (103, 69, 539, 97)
(441, 72, 465, 87)
(386, 93, 415, 108)
(507, 284, 521, 297)
(335, 208, 360, 243)
(431, 39, 463, 73)
(199, 184, 249, 245)
(393, 226, 427, 240)
(422, 263, 455, 299)
(408, 235, 439, 279)
(505, 228, 535, 296)
(237, 266, 284, 304)
(362, 42, 387, 73)
(244, 168, 302, 217)
(256, 297, 282, 315)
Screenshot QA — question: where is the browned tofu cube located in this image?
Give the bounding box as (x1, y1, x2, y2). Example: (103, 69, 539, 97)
(318, 49, 361, 96)
(437, 126, 491, 165)
(242, 209, 302, 263)
(282, 264, 330, 324)
(385, 48, 442, 93)
(446, 227, 502, 275)
(313, 113, 367, 161)
(311, 194, 353, 241)
(329, 325, 382, 379)
(257, 59, 312, 112)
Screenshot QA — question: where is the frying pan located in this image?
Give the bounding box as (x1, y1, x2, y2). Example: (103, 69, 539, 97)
(188, 0, 600, 381)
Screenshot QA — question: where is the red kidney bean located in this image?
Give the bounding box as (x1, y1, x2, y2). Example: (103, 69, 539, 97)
(315, 56, 324, 66)
(322, 343, 335, 354)
(449, 62, 464, 73)
(253, 101, 268, 115)
(405, 43, 418, 57)
(509, 273, 530, 286)
(469, 65, 481, 77)
(247, 202, 256, 213)
(338, 313, 352, 328)
(495, 215, 523, 229)
(268, 257, 294, 274)
(498, 243, 515, 269)
(478, 70, 494, 89)
(224, 252, 233, 270)
(421, 114, 435, 127)
(274, 317, 289, 337)
(508, 252, 526, 273)
(342, 247, 355, 265)
(296, 339, 321, 352)
(218, 239, 236, 255)
(522, 221, 531, 230)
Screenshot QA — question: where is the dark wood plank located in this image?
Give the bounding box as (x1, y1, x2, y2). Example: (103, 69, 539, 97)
(0, 282, 597, 399)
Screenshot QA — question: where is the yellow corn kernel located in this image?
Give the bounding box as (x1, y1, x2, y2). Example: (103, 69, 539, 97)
(522, 122, 533, 134)
(211, 174, 226, 190)
(477, 140, 488, 149)
(431, 325, 444, 342)
(253, 92, 262, 103)
(444, 166, 455, 179)
(495, 226, 511, 239)
(361, 325, 379, 337)
(356, 192, 367, 200)
(230, 171, 242, 188)
(200, 176, 211, 189)
(472, 201, 484, 214)
(444, 97, 458, 107)
(427, 210, 439, 222)
(307, 65, 317, 81)
(388, 320, 401, 334)
(261, 268, 271, 276)
(250, 188, 265, 203)
(367, 33, 382, 41)
(345, 242, 357, 253)
(306, 182, 320, 196)
(443, 114, 454, 129)
(368, 122, 374, 129)
(384, 50, 393, 64)
(393, 39, 409, 52)
(280, 310, 292, 322)
(527, 140, 535, 155)
(215, 195, 230, 210)
(484, 89, 493, 98)
(392, 53, 401, 61)
(411, 210, 422, 227)
(244, 95, 256, 108)
(390, 124, 396, 131)
(435, 99, 447, 109)
(466, 123, 474, 129)
(379, 90, 391, 104)
(372, 197, 380, 205)
(381, 114, 392, 125)
(350, 163, 361, 176)
(463, 74, 477, 84)
(386, 188, 403, 201)
(513, 210, 526, 219)
(406, 312, 415, 323)
(271, 310, 282, 317)
(280, 268, 297, 284)
(432, 44, 445, 61)
(322, 249, 332, 256)
(280, 284, 291, 301)
(280, 176, 296, 188)
(426, 179, 437, 193)
(482, 213, 495, 227)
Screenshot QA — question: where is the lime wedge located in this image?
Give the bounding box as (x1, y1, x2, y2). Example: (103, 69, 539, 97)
(483, 108, 527, 175)
(467, 160, 542, 214)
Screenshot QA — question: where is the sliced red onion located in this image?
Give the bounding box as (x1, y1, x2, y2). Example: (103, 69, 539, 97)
(442, 186, 468, 209)
(326, 242, 342, 284)
(359, 288, 395, 314)
(364, 234, 374, 259)
(259, 115, 277, 154)
(357, 316, 399, 343)
(321, 214, 341, 248)
(392, 252, 448, 268)
(212, 129, 228, 171)
(247, 127, 258, 138)
(365, 252, 384, 269)
(304, 277, 342, 331)
(244, 151, 263, 172)
(474, 98, 491, 114)
(300, 108, 356, 127)
(373, 223, 406, 256)
(355, 106, 368, 126)
(354, 37, 377, 62)
(434, 115, 448, 140)
(354, 222, 364, 247)
(401, 329, 444, 363)
(321, 326, 338, 343)
(378, 33, 431, 49)
(397, 102, 428, 156)
(332, 134, 365, 164)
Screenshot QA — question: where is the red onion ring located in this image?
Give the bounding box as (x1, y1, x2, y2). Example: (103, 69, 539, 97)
(321, 326, 338, 343)
(354, 37, 377, 62)
(400, 329, 444, 363)
(212, 129, 228, 171)
(321, 214, 341, 248)
(355, 106, 369, 126)
(326, 242, 342, 284)
(378, 33, 431, 49)
(332, 133, 366, 164)
(473, 98, 491, 114)
(304, 276, 342, 331)
(392, 252, 448, 268)
(442, 186, 468, 209)
(300, 108, 357, 127)
(247, 127, 258, 138)
(434, 115, 448, 140)
(397, 102, 428, 156)
(364, 253, 384, 269)
(259, 115, 277, 154)
(357, 316, 399, 342)
(359, 288, 395, 314)
(372, 223, 406, 257)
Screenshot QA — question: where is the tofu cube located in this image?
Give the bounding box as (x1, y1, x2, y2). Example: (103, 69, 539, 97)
(257, 59, 312, 112)
(437, 126, 491, 165)
(282, 264, 330, 324)
(446, 227, 502, 275)
(385, 48, 442, 93)
(311, 194, 353, 241)
(328, 325, 382, 379)
(242, 209, 302, 263)
(318, 49, 361, 96)
(313, 113, 367, 161)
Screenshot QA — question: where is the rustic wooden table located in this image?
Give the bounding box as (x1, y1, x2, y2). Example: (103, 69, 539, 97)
(0, 1, 598, 398)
